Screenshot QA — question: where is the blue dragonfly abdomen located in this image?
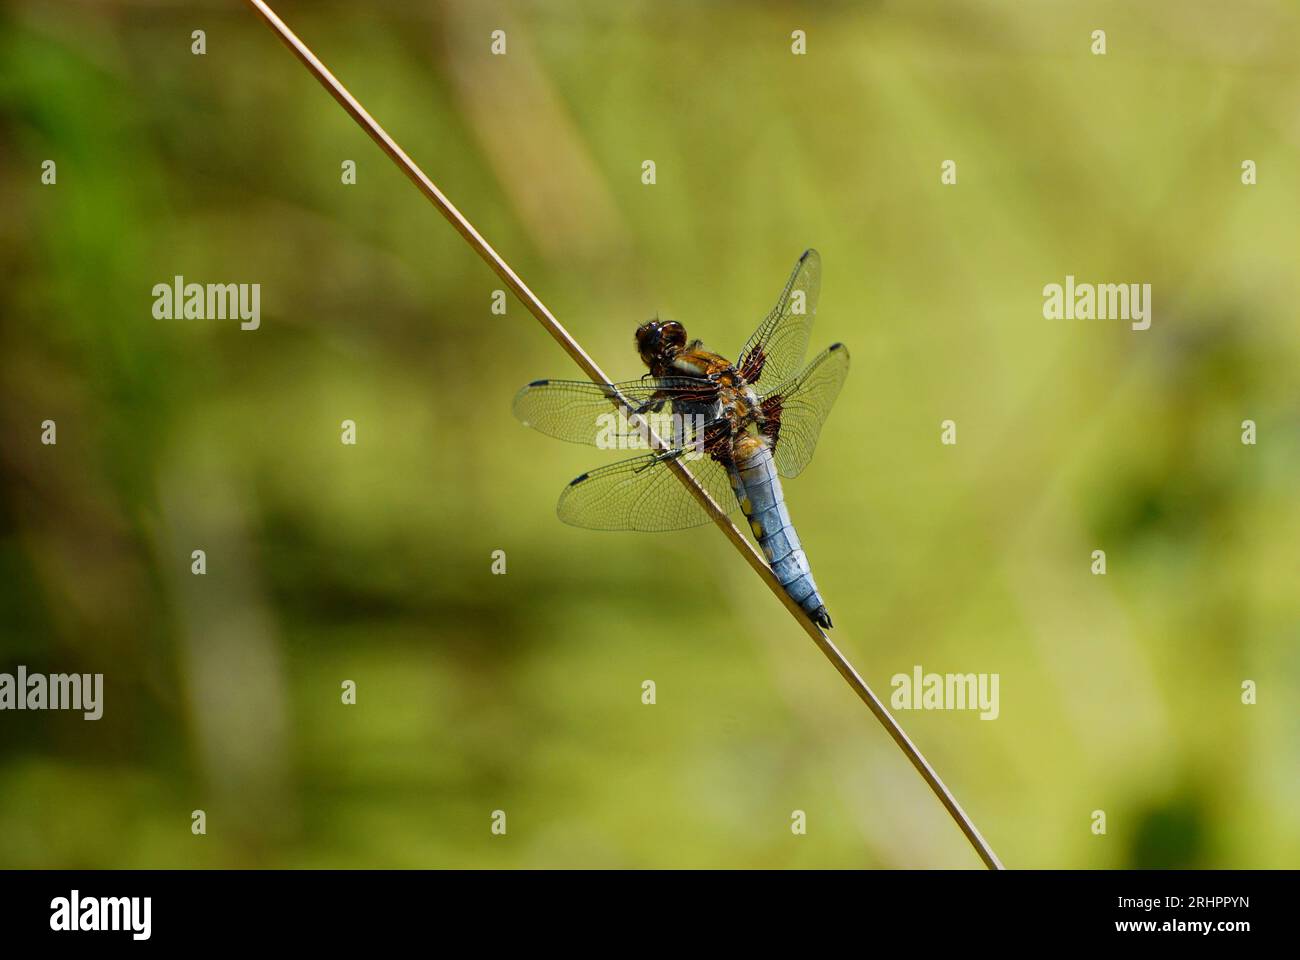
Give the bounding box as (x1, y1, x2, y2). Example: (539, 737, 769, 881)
(727, 438, 832, 629)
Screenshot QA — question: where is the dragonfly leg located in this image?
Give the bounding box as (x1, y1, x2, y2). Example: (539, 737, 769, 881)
(632, 448, 682, 474)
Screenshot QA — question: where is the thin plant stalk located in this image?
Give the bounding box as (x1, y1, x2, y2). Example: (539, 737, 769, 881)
(244, 0, 1004, 871)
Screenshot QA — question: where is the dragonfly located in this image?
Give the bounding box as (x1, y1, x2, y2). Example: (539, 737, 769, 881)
(512, 249, 849, 629)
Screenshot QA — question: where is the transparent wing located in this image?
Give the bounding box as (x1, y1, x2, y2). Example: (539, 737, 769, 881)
(557, 449, 740, 532)
(513, 377, 718, 447)
(761, 342, 850, 479)
(736, 248, 821, 389)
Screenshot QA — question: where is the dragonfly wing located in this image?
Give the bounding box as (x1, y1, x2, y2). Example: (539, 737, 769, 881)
(736, 249, 821, 390)
(557, 450, 740, 532)
(513, 377, 718, 447)
(761, 343, 850, 479)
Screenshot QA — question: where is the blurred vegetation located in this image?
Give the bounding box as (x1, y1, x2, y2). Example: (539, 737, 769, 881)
(0, 0, 1297, 868)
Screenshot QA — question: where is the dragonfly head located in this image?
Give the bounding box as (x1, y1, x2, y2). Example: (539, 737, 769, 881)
(635, 319, 687, 375)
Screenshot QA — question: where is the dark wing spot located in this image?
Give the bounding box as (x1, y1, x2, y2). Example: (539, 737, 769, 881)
(568, 472, 589, 486)
(527, 378, 549, 387)
(828, 342, 844, 352)
(739, 347, 767, 383)
(760, 395, 784, 445)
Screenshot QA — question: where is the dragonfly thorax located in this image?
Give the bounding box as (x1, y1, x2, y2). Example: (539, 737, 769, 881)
(717, 381, 764, 436)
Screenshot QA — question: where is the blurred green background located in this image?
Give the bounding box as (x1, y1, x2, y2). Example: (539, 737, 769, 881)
(1, 0, 1297, 869)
